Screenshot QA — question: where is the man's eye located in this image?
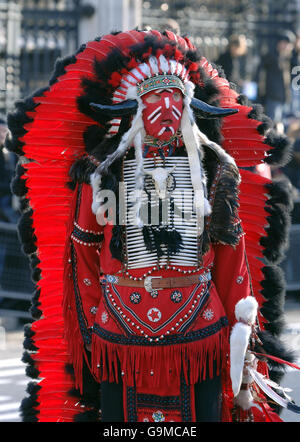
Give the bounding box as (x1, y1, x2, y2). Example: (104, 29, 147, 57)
(145, 94, 161, 103)
(173, 92, 181, 102)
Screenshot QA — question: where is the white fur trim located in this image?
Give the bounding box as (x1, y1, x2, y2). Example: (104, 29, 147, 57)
(230, 297, 258, 397)
(230, 322, 252, 397)
(235, 296, 258, 324)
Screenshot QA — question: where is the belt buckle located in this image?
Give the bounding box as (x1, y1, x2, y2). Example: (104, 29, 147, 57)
(144, 276, 162, 294)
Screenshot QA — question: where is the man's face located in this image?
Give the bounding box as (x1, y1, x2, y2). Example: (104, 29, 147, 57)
(142, 88, 183, 141)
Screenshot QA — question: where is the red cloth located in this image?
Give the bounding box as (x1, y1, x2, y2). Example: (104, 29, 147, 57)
(62, 182, 260, 421)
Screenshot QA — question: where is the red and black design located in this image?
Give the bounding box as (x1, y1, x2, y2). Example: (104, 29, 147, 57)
(6, 29, 294, 422)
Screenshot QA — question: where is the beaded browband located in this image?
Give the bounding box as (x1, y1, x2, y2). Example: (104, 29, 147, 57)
(136, 74, 185, 97)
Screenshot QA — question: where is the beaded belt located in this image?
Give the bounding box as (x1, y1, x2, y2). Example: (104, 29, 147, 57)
(104, 271, 211, 293)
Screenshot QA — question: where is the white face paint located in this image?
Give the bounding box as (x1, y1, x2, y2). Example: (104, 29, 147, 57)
(158, 127, 166, 137)
(149, 110, 162, 124)
(142, 88, 183, 141)
(172, 105, 182, 119)
(147, 106, 162, 121)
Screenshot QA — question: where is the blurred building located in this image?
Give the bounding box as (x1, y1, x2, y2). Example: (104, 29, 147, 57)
(0, 0, 143, 115)
(1, 0, 300, 113)
(142, 0, 300, 61)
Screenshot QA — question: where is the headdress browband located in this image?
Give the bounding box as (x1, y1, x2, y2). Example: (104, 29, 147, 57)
(136, 74, 185, 97)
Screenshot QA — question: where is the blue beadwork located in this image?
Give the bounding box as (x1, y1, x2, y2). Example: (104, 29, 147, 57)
(198, 271, 212, 283)
(106, 274, 119, 284)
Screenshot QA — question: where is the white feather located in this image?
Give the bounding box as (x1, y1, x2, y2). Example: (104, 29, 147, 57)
(149, 56, 159, 75)
(159, 54, 170, 73)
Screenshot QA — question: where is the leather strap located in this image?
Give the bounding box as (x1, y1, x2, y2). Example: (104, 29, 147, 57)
(104, 271, 211, 292)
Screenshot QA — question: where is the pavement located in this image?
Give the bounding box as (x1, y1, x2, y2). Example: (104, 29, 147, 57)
(0, 297, 299, 422)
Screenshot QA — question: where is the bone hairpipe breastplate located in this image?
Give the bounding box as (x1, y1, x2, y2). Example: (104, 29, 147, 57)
(122, 157, 200, 269)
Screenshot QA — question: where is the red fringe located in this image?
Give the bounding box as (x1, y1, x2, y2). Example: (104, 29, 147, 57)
(62, 183, 85, 393)
(91, 326, 229, 388)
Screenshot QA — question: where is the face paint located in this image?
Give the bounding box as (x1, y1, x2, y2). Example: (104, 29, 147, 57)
(142, 88, 183, 141)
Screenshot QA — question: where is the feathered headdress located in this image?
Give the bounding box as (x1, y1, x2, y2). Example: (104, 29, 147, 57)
(6, 29, 294, 422)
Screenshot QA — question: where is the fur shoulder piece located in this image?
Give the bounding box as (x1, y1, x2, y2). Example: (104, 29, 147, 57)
(206, 160, 242, 246)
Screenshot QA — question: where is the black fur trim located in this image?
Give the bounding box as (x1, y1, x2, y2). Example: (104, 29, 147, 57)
(20, 376, 41, 423)
(26, 380, 41, 396)
(17, 209, 37, 256)
(237, 95, 274, 136)
(29, 288, 42, 320)
(237, 93, 250, 106)
(255, 330, 295, 375)
(67, 156, 97, 190)
(25, 364, 40, 379)
(260, 265, 286, 336)
(19, 197, 29, 213)
(110, 225, 124, 261)
(10, 163, 27, 197)
(265, 180, 294, 212)
(264, 130, 293, 167)
(20, 396, 39, 422)
(24, 323, 35, 339)
(208, 162, 241, 246)
(22, 350, 35, 366)
(83, 124, 110, 155)
(260, 181, 292, 264)
(73, 409, 100, 422)
(247, 104, 273, 135)
(49, 55, 77, 86)
(210, 62, 227, 79)
(23, 323, 38, 351)
(49, 42, 86, 86)
(5, 88, 48, 156)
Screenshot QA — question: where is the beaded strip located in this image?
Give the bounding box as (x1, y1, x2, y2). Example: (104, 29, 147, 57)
(71, 221, 103, 247)
(92, 316, 228, 347)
